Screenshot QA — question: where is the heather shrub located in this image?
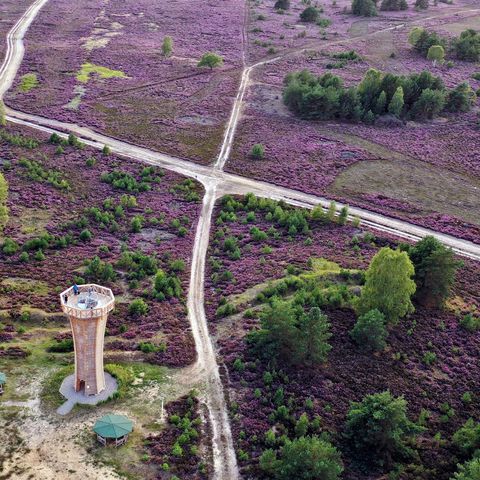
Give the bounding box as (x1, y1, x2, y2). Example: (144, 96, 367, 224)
(345, 391, 423, 468)
(259, 436, 343, 479)
(350, 309, 387, 352)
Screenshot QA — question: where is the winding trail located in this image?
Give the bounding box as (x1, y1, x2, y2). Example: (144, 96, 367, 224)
(1, 1, 480, 479)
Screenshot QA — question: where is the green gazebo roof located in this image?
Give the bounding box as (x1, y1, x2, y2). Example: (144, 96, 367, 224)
(93, 414, 133, 439)
(0, 373, 6, 385)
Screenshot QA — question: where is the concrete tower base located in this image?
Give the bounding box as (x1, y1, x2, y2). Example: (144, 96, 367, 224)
(57, 372, 118, 415)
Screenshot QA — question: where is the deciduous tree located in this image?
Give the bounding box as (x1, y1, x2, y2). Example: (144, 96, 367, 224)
(356, 247, 416, 324)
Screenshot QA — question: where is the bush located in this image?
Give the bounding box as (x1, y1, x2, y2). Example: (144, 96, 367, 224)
(345, 391, 423, 468)
(128, 298, 149, 316)
(452, 418, 480, 457)
(153, 269, 182, 300)
(380, 0, 408, 10)
(259, 436, 343, 479)
(350, 309, 387, 352)
(250, 143, 265, 159)
(85, 256, 116, 282)
(197, 52, 223, 69)
(415, 0, 429, 9)
(460, 313, 480, 332)
(2, 237, 19, 255)
(453, 458, 480, 480)
(79, 229, 93, 242)
(453, 29, 480, 62)
(352, 0, 377, 16)
(274, 0, 290, 9)
(300, 6, 320, 22)
(48, 338, 74, 352)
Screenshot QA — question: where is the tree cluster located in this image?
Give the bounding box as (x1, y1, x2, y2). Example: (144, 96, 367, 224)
(410, 27, 480, 63)
(248, 302, 332, 366)
(283, 68, 476, 123)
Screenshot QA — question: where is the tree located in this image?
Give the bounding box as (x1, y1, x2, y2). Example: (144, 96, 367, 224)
(407, 236, 462, 308)
(298, 307, 332, 365)
(453, 29, 480, 62)
(410, 88, 445, 119)
(300, 6, 320, 22)
(162, 36, 173, 57)
(414, 30, 446, 57)
(275, 0, 291, 9)
(388, 86, 404, 116)
(351, 309, 388, 351)
(415, 0, 429, 9)
(352, 0, 378, 16)
(356, 247, 416, 324)
(358, 68, 382, 112)
(445, 82, 477, 113)
(248, 302, 331, 366)
(248, 299, 299, 362)
(197, 52, 223, 69)
(374, 90, 387, 115)
(295, 413, 309, 437)
(259, 436, 343, 480)
(380, 0, 408, 10)
(345, 391, 423, 468)
(427, 45, 445, 66)
(452, 418, 480, 457)
(408, 27, 424, 47)
(452, 458, 480, 480)
(0, 173, 8, 232)
(0, 100, 6, 127)
(250, 143, 265, 159)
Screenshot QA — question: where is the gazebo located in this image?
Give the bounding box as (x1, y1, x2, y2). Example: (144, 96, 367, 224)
(0, 372, 6, 395)
(93, 413, 133, 447)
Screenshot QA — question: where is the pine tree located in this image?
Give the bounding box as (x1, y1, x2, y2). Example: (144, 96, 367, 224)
(375, 90, 387, 115)
(162, 36, 173, 57)
(388, 86, 404, 117)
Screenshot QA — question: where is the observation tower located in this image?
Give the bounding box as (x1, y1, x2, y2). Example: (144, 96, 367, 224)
(60, 284, 114, 396)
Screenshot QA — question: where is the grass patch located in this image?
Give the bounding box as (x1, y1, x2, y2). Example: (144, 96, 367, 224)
(19, 73, 39, 92)
(1, 278, 49, 295)
(40, 364, 74, 408)
(76, 63, 127, 84)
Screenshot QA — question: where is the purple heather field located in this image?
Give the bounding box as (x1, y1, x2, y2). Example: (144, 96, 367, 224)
(5, 0, 246, 163)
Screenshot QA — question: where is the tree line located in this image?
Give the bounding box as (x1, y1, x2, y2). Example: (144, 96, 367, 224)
(283, 68, 476, 124)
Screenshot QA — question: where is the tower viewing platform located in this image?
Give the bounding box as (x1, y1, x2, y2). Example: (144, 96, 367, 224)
(60, 284, 115, 396)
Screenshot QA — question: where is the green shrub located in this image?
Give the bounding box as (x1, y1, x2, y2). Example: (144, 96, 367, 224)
(350, 309, 387, 352)
(2, 237, 19, 255)
(128, 298, 149, 316)
(460, 313, 480, 332)
(452, 418, 480, 457)
(251, 143, 265, 159)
